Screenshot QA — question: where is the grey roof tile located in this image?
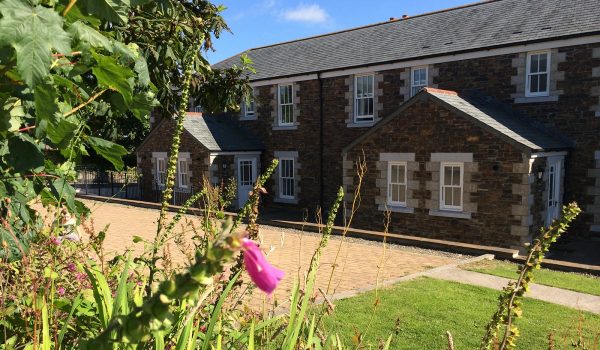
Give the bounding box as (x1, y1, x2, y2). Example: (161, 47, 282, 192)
(426, 89, 571, 151)
(183, 114, 264, 152)
(214, 0, 600, 80)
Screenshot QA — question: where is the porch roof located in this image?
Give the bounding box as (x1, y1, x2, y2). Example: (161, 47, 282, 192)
(183, 114, 264, 152)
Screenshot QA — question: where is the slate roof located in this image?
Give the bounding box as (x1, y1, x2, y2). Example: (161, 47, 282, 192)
(343, 88, 572, 154)
(183, 114, 264, 152)
(214, 0, 600, 81)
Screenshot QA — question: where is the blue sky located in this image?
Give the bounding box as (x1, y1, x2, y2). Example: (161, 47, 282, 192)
(206, 0, 476, 64)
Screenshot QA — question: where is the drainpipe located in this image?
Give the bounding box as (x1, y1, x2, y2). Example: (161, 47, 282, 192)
(318, 72, 324, 211)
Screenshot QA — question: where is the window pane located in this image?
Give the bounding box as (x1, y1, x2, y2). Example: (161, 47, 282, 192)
(538, 54, 548, 73)
(444, 166, 452, 186)
(444, 187, 453, 206)
(398, 185, 406, 203)
(538, 73, 548, 92)
(390, 184, 399, 202)
(530, 55, 539, 73)
(452, 187, 462, 207)
(530, 75, 539, 93)
(452, 166, 461, 186)
(398, 165, 406, 184)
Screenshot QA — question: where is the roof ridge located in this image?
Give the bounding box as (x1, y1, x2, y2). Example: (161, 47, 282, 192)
(247, 0, 500, 52)
(423, 87, 458, 95)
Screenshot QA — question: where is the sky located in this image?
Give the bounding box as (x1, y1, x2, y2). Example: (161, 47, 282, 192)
(206, 0, 477, 64)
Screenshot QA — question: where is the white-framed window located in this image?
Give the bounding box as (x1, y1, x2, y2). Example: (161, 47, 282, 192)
(440, 162, 463, 211)
(177, 158, 189, 188)
(387, 162, 407, 206)
(354, 74, 374, 123)
(411, 66, 428, 96)
(525, 51, 550, 97)
(278, 84, 294, 126)
(279, 158, 295, 199)
(242, 88, 256, 119)
(156, 157, 166, 186)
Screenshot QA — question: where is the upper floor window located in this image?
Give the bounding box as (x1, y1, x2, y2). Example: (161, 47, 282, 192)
(440, 162, 463, 211)
(526, 51, 550, 97)
(242, 88, 256, 119)
(279, 158, 295, 199)
(177, 158, 189, 188)
(387, 162, 407, 206)
(354, 74, 374, 123)
(278, 84, 294, 126)
(411, 66, 428, 96)
(156, 157, 166, 186)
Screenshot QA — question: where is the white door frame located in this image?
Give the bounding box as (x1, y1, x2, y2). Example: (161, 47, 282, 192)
(545, 156, 564, 227)
(236, 156, 258, 208)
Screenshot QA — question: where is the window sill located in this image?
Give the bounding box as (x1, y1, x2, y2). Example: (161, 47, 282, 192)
(428, 209, 471, 219)
(514, 95, 558, 104)
(378, 204, 414, 214)
(273, 125, 298, 131)
(274, 197, 299, 205)
(239, 116, 257, 121)
(347, 121, 376, 128)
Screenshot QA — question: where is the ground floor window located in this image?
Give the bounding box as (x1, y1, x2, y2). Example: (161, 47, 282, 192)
(279, 158, 295, 199)
(177, 158, 189, 188)
(440, 162, 463, 211)
(387, 162, 407, 206)
(156, 157, 166, 186)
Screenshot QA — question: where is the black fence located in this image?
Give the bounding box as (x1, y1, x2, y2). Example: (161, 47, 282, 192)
(74, 166, 141, 200)
(150, 182, 197, 207)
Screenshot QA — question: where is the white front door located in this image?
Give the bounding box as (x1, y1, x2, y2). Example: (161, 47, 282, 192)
(545, 157, 563, 227)
(237, 158, 257, 208)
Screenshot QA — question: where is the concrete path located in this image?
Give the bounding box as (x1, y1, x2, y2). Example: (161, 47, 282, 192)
(427, 267, 600, 314)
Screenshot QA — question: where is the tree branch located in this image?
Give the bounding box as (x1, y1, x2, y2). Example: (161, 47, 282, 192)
(63, 89, 108, 117)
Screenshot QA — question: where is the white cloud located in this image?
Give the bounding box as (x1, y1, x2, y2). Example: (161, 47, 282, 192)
(282, 4, 329, 24)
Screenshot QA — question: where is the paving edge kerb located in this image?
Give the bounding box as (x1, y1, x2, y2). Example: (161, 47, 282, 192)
(76, 194, 600, 276)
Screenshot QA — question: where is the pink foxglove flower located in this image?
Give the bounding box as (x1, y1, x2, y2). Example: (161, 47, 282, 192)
(57, 287, 65, 296)
(242, 238, 284, 295)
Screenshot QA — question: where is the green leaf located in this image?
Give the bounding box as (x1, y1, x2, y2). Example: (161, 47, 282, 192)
(129, 91, 158, 121)
(34, 83, 59, 121)
(0, 0, 71, 86)
(92, 53, 134, 105)
(6, 135, 44, 173)
(87, 136, 127, 170)
(79, 0, 131, 25)
(68, 21, 113, 52)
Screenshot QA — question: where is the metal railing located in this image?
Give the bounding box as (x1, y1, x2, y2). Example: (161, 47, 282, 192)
(74, 166, 141, 200)
(151, 182, 196, 206)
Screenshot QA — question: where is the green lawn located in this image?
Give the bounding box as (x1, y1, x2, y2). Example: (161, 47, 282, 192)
(462, 259, 600, 296)
(322, 278, 600, 349)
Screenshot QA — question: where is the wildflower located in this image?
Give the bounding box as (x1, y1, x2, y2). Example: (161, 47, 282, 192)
(57, 287, 65, 296)
(199, 325, 207, 333)
(66, 262, 76, 273)
(242, 238, 284, 295)
(50, 237, 61, 245)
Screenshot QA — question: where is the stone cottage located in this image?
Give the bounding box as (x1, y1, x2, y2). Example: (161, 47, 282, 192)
(138, 0, 600, 249)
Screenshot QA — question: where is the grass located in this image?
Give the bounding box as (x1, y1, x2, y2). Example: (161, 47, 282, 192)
(462, 259, 600, 296)
(322, 278, 600, 349)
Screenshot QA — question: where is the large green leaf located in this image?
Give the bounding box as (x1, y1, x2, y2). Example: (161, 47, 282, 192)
(79, 0, 131, 25)
(92, 53, 134, 105)
(0, 0, 71, 86)
(68, 21, 112, 52)
(6, 135, 44, 173)
(87, 136, 127, 170)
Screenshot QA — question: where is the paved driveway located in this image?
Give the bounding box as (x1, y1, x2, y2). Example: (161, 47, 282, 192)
(81, 199, 460, 305)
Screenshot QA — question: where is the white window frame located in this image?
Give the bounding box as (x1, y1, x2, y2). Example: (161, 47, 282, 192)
(411, 66, 428, 97)
(387, 161, 407, 207)
(242, 88, 256, 119)
(156, 157, 166, 186)
(278, 157, 295, 199)
(177, 157, 189, 189)
(440, 162, 464, 211)
(278, 84, 294, 126)
(354, 74, 374, 123)
(525, 51, 551, 97)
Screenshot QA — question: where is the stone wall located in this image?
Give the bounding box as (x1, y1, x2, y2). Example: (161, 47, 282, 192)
(343, 97, 530, 248)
